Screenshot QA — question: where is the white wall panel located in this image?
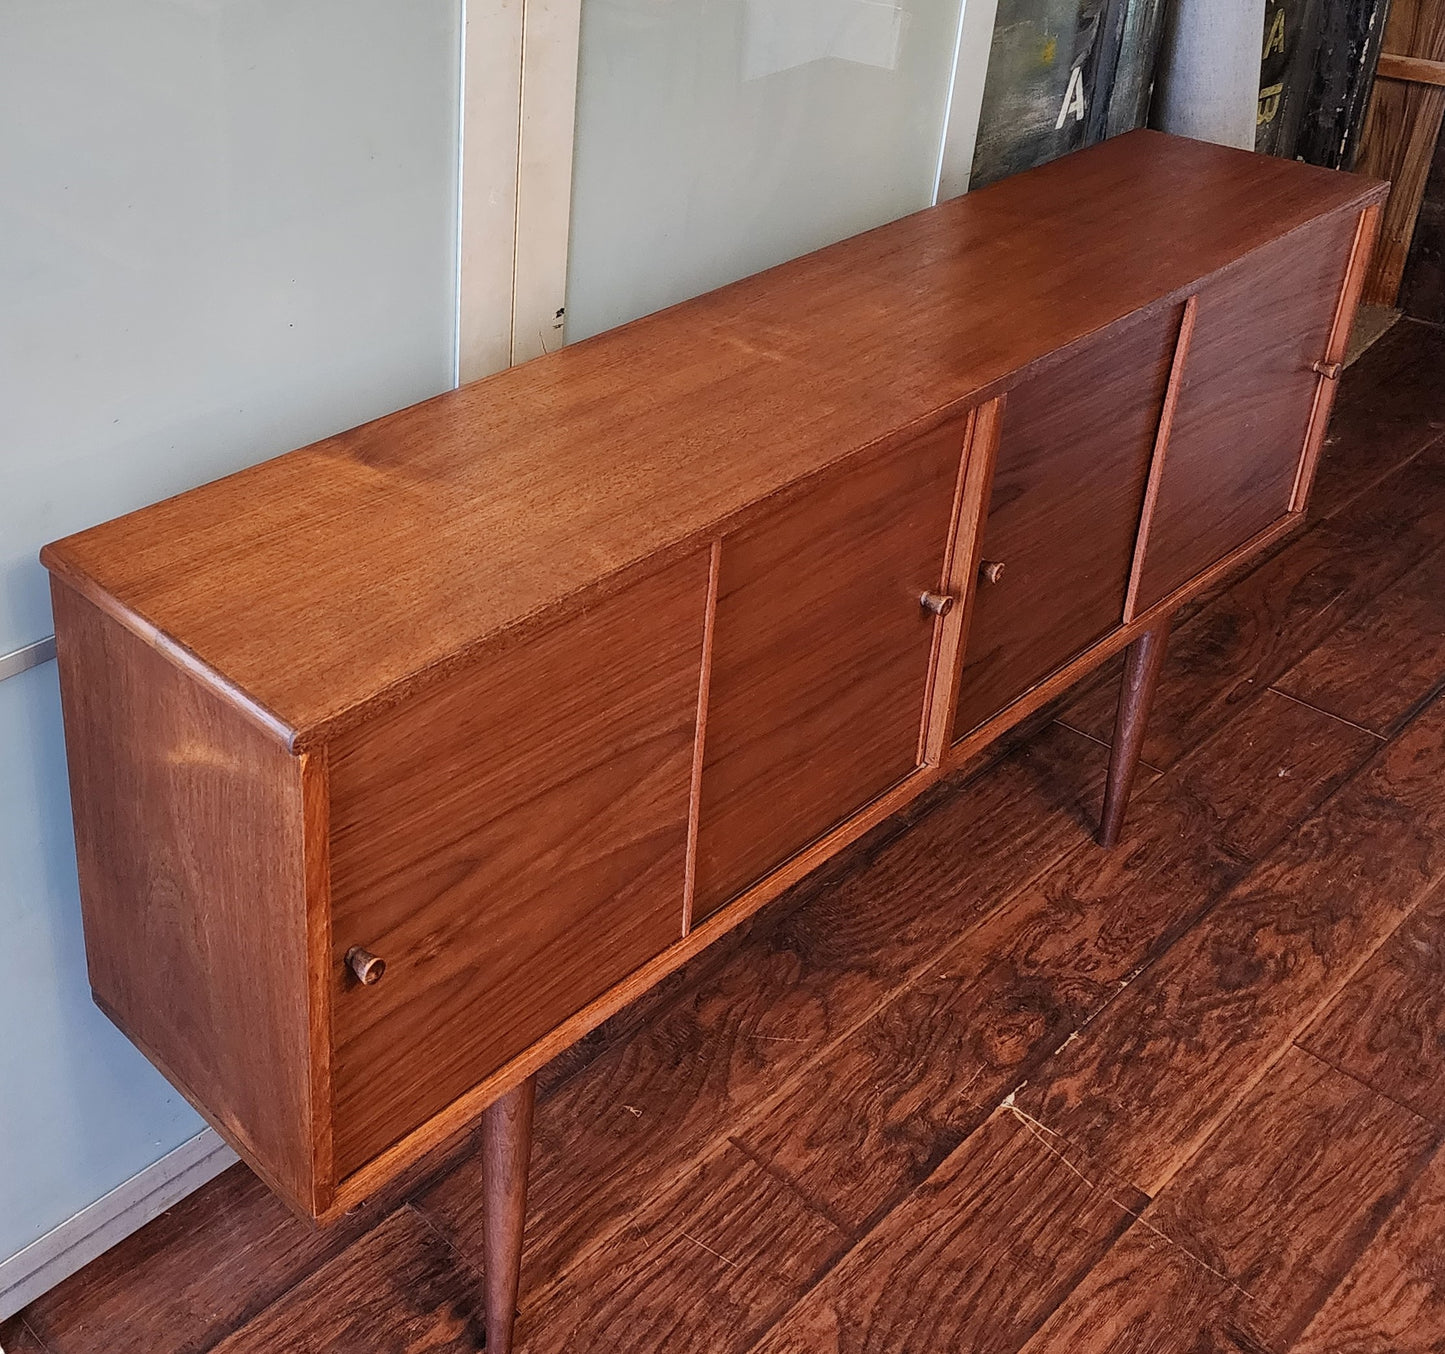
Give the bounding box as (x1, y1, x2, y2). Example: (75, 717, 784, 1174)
(565, 0, 967, 341)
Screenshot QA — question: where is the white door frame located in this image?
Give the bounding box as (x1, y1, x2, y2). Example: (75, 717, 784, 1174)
(455, 0, 996, 384)
(456, 0, 582, 384)
(936, 0, 1000, 201)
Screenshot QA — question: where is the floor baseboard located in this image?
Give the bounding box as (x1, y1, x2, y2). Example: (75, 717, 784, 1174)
(0, 1129, 238, 1322)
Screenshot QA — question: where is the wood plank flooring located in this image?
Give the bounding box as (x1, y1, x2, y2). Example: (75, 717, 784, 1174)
(8, 318, 1445, 1354)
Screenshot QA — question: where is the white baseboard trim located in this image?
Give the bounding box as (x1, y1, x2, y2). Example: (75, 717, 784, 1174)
(0, 1128, 238, 1322)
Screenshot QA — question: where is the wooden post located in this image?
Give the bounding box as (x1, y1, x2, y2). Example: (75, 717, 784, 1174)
(482, 1075, 537, 1354)
(1098, 616, 1172, 848)
(1353, 0, 1445, 306)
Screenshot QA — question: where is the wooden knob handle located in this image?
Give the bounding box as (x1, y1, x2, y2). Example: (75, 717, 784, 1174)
(346, 946, 386, 985)
(919, 591, 955, 617)
(979, 559, 1006, 585)
(1311, 359, 1342, 380)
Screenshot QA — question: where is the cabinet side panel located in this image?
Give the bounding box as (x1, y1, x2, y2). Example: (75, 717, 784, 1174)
(50, 579, 316, 1211)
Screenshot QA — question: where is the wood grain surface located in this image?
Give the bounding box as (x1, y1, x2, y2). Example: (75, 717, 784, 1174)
(1019, 690, 1445, 1196)
(951, 305, 1178, 736)
(1142, 1045, 1437, 1348)
(1097, 616, 1171, 847)
(1301, 887, 1445, 1125)
(39, 133, 1383, 747)
(1132, 209, 1360, 612)
(1291, 205, 1384, 515)
(1307, 319, 1445, 520)
(420, 722, 1114, 1303)
(19, 310, 1445, 1354)
(514, 1145, 846, 1354)
(1357, 0, 1445, 305)
(1122, 294, 1197, 623)
(693, 423, 961, 917)
(921, 399, 1004, 764)
(1017, 1225, 1275, 1354)
(732, 685, 1373, 1234)
(1272, 542, 1445, 736)
(206, 1209, 485, 1354)
(1377, 52, 1445, 84)
(750, 1109, 1144, 1354)
(34, 128, 1391, 1237)
(480, 1078, 535, 1354)
(0, 1318, 51, 1354)
(21, 1165, 372, 1354)
(1058, 434, 1445, 771)
(49, 579, 320, 1213)
(328, 552, 709, 1176)
(1293, 1145, 1445, 1353)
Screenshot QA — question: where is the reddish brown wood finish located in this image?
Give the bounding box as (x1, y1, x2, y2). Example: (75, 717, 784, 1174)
(1140, 1045, 1436, 1350)
(37, 134, 1386, 1235)
(1122, 295, 1197, 623)
(681, 541, 723, 935)
(22, 317, 1445, 1354)
(482, 1076, 535, 1354)
(327, 552, 710, 1176)
(951, 306, 1180, 738)
(1300, 888, 1445, 1124)
(1019, 691, 1445, 1196)
(204, 1208, 487, 1354)
(49, 578, 323, 1213)
(39, 133, 1383, 751)
(1292, 1143, 1445, 1352)
(1293, 203, 1386, 513)
(920, 400, 1005, 764)
(1131, 209, 1363, 613)
(1098, 616, 1173, 848)
(692, 421, 963, 918)
(751, 1108, 1144, 1354)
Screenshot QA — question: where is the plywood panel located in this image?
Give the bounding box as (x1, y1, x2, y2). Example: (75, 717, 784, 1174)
(328, 551, 710, 1176)
(952, 305, 1179, 737)
(1132, 209, 1360, 612)
(692, 424, 964, 918)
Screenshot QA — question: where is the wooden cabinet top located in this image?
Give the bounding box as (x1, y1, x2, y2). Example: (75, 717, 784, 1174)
(41, 131, 1383, 750)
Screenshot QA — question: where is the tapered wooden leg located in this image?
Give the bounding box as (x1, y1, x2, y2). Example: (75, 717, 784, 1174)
(482, 1074, 536, 1354)
(1098, 616, 1172, 848)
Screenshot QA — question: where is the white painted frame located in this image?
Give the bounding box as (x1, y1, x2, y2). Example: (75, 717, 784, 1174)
(935, 0, 1000, 201)
(457, 0, 582, 383)
(458, 0, 998, 375)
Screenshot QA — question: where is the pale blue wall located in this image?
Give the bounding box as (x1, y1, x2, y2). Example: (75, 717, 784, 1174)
(0, 0, 460, 1263)
(0, 662, 205, 1258)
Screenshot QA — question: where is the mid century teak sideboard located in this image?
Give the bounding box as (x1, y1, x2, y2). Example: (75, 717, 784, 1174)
(41, 130, 1384, 1351)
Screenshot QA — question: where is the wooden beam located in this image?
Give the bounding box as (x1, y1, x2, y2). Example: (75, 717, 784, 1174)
(1377, 52, 1445, 86)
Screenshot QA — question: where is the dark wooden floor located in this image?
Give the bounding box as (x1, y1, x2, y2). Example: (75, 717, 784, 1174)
(7, 319, 1445, 1354)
